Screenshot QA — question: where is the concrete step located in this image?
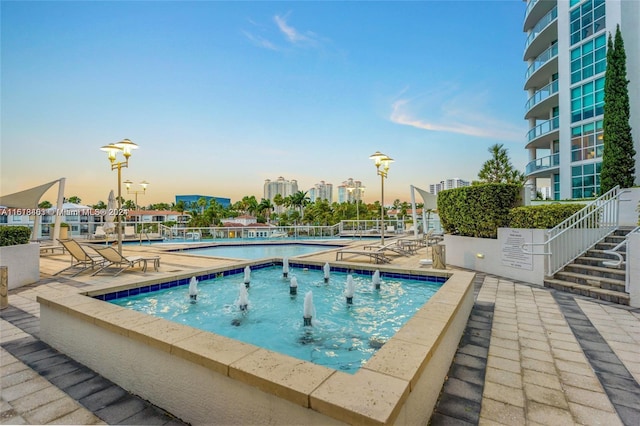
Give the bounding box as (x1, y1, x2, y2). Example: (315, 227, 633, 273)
(544, 278, 630, 305)
(554, 270, 626, 292)
(563, 263, 626, 281)
(574, 256, 626, 268)
(586, 249, 627, 261)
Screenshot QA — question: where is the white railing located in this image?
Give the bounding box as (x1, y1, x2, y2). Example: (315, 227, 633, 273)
(603, 226, 639, 292)
(544, 186, 621, 276)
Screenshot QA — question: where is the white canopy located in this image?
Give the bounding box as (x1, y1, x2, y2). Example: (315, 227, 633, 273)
(0, 179, 60, 209)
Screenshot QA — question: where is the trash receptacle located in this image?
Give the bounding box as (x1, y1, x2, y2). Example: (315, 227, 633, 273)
(432, 244, 446, 269)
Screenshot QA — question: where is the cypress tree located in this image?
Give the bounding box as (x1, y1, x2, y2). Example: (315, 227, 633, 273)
(600, 25, 636, 193)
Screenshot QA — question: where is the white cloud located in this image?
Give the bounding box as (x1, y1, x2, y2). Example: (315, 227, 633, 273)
(242, 30, 279, 51)
(389, 88, 525, 142)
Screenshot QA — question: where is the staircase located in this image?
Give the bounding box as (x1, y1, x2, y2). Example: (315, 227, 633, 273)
(544, 227, 633, 305)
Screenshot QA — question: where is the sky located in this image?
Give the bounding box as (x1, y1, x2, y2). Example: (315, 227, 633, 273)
(1, 1, 530, 207)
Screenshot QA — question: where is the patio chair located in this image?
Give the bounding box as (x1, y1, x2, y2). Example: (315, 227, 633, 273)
(54, 239, 104, 277)
(93, 226, 107, 239)
(124, 226, 136, 238)
(91, 246, 160, 276)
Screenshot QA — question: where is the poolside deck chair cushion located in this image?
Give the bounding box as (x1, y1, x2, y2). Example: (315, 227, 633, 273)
(91, 246, 159, 276)
(124, 226, 136, 238)
(54, 239, 104, 277)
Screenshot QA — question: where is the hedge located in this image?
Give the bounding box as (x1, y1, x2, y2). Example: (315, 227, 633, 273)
(438, 183, 522, 239)
(508, 204, 586, 229)
(0, 226, 32, 247)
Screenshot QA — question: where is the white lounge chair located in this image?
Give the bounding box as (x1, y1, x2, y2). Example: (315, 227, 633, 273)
(124, 226, 136, 238)
(93, 226, 107, 239)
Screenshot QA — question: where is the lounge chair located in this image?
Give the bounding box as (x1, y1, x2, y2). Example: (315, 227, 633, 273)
(335, 249, 390, 264)
(93, 226, 107, 239)
(91, 246, 160, 276)
(124, 226, 136, 238)
(363, 240, 412, 257)
(54, 239, 104, 276)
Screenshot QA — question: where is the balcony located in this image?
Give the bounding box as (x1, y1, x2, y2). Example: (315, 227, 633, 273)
(524, 0, 556, 32)
(523, 6, 558, 60)
(526, 116, 559, 149)
(524, 43, 558, 91)
(525, 153, 560, 177)
(525, 80, 559, 119)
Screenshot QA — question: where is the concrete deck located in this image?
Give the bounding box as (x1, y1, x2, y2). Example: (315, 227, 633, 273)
(2, 240, 639, 425)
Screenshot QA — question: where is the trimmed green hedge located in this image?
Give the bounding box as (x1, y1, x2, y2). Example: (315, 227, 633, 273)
(509, 204, 586, 229)
(0, 226, 32, 247)
(438, 183, 522, 239)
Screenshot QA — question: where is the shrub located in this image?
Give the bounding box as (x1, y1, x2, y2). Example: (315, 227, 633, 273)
(509, 204, 586, 229)
(0, 226, 32, 247)
(438, 183, 522, 239)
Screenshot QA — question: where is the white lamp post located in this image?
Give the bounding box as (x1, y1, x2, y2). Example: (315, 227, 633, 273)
(369, 151, 393, 245)
(100, 139, 139, 254)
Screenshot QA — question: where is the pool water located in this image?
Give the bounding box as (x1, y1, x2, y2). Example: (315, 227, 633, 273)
(110, 266, 443, 373)
(180, 244, 338, 259)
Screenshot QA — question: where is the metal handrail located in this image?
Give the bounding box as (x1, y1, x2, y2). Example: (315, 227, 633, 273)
(601, 225, 638, 267)
(521, 186, 622, 276)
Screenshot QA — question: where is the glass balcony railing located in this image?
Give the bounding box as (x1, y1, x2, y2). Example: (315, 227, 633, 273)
(526, 153, 560, 175)
(525, 80, 559, 113)
(524, 6, 557, 51)
(525, 42, 558, 81)
(524, 0, 540, 21)
(527, 116, 560, 142)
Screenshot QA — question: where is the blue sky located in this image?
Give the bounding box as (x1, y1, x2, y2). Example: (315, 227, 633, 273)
(1, 1, 529, 207)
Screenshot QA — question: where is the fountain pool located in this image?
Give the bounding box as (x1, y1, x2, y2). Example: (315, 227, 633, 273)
(38, 261, 475, 424)
(108, 265, 443, 373)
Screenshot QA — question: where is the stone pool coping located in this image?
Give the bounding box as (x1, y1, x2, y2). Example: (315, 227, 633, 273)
(37, 260, 474, 425)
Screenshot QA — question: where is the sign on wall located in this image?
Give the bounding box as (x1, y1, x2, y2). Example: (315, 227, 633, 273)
(501, 228, 534, 271)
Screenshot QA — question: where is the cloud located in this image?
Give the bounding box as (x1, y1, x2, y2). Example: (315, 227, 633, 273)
(243, 12, 325, 52)
(274, 13, 308, 44)
(389, 88, 524, 142)
(242, 30, 279, 51)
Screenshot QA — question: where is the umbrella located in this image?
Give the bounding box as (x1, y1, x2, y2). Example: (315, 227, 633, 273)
(103, 190, 117, 240)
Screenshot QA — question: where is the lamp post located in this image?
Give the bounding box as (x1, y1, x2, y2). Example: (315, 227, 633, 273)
(369, 151, 393, 245)
(346, 183, 365, 235)
(100, 139, 139, 254)
(123, 180, 149, 210)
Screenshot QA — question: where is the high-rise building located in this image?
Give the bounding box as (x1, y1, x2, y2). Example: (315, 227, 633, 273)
(264, 177, 298, 212)
(337, 178, 364, 203)
(309, 181, 333, 203)
(523, 0, 639, 200)
(429, 178, 470, 195)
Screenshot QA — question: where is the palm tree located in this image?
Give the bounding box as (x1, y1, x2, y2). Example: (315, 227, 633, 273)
(257, 198, 274, 223)
(290, 191, 310, 215)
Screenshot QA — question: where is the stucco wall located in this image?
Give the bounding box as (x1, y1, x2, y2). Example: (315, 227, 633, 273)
(0, 242, 40, 289)
(444, 229, 546, 285)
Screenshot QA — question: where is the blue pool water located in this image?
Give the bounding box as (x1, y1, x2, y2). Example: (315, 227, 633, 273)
(109, 265, 443, 373)
(179, 244, 338, 260)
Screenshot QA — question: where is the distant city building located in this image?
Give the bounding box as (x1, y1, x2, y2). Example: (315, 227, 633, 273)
(309, 181, 333, 203)
(429, 178, 470, 195)
(175, 195, 231, 209)
(337, 178, 364, 203)
(264, 177, 299, 213)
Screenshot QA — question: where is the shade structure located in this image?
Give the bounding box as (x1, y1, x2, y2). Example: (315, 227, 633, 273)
(0, 180, 59, 209)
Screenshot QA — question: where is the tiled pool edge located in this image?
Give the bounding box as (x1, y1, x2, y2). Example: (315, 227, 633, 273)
(36, 267, 474, 425)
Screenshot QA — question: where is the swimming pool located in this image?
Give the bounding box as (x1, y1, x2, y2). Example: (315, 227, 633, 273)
(177, 243, 339, 259)
(109, 265, 443, 373)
